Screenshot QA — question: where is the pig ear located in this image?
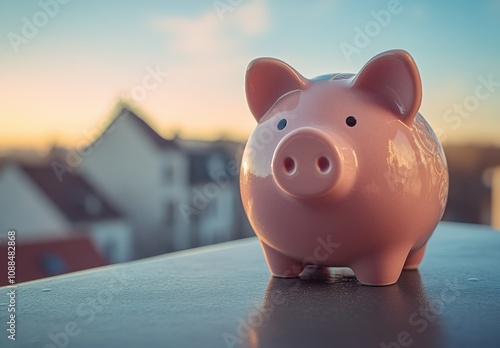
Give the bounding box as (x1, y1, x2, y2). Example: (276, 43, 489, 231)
(246, 58, 309, 122)
(353, 50, 422, 125)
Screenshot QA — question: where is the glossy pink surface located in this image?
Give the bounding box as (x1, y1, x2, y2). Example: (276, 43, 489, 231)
(240, 50, 449, 286)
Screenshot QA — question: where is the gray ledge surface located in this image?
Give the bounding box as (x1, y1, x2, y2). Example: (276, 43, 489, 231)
(1, 222, 500, 348)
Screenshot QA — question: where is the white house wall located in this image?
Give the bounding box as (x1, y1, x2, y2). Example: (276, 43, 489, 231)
(80, 115, 189, 256)
(0, 164, 69, 237)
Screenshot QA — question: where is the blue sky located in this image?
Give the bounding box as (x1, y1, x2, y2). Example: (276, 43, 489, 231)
(0, 0, 499, 150)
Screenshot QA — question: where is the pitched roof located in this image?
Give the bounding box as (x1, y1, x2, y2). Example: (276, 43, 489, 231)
(20, 163, 122, 222)
(0, 234, 107, 285)
(104, 105, 178, 149)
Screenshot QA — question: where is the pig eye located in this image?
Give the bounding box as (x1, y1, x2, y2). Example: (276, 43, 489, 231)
(277, 119, 287, 130)
(346, 116, 357, 127)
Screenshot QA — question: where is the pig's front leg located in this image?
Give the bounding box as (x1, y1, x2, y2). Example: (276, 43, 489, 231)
(260, 241, 304, 278)
(350, 248, 408, 286)
(403, 243, 427, 270)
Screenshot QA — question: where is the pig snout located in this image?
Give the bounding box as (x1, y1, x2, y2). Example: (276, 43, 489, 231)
(271, 128, 349, 199)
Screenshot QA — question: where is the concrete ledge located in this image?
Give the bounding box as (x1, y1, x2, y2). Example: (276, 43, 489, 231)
(1, 222, 499, 348)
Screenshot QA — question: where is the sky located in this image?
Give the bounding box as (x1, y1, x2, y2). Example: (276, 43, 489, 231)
(0, 0, 499, 152)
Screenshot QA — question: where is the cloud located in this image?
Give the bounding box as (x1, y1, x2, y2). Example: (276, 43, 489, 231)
(145, 0, 270, 139)
(154, 11, 227, 57)
(231, 0, 268, 36)
(153, 0, 268, 58)
(488, 0, 500, 13)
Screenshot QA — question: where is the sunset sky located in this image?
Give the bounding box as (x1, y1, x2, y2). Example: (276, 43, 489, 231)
(1, 0, 499, 152)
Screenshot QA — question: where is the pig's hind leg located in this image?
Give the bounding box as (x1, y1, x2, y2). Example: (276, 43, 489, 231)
(260, 241, 304, 278)
(403, 243, 427, 270)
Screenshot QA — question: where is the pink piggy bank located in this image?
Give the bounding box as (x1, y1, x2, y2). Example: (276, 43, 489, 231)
(240, 50, 448, 286)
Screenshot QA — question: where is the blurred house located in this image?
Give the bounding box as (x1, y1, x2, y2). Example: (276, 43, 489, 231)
(178, 138, 250, 247)
(0, 162, 133, 263)
(78, 105, 252, 259)
(489, 166, 500, 230)
(0, 234, 107, 286)
(443, 145, 500, 228)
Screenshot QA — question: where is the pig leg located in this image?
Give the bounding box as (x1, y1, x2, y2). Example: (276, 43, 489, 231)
(260, 241, 304, 278)
(403, 244, 427, 270)
(350, 249, 408, 286)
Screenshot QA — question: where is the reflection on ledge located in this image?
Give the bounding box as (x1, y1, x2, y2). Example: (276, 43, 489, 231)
(243, 267, 443, 348)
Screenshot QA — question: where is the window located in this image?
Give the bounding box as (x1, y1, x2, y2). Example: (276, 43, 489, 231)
(164, 165, 174, 183)
(41, 254, 67, 276)
(166, 201, 176, 228)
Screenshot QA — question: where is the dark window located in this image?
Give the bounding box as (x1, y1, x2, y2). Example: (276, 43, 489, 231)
(165, 165, 174, 183)
(166, 201, 176, 228)
(41, 254, 67, 276)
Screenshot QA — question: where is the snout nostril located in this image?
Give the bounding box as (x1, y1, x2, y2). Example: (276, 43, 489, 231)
(317, 156, 331, 174)
(283, 157, 296, 175)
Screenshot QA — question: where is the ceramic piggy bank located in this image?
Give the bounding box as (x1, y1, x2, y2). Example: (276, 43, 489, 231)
(240, 50, 448, 286)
